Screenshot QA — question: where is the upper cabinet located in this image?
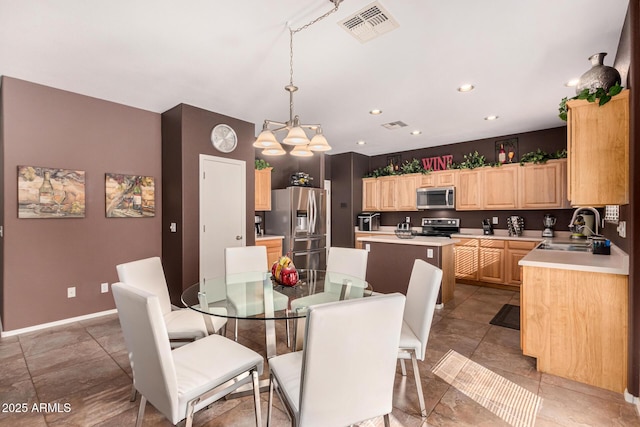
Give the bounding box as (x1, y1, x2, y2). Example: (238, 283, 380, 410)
(362, 178, 380, 211)
(255, 167, 272, 211)
(419, 170, 455, 188)
(482, 164, 518, 210)
(567, 90, 629, 206)
(456, 160, 569, 211)
(519, 159, 570, 209)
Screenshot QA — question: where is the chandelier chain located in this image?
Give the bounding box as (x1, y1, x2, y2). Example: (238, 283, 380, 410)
(288, 1, 341, 88)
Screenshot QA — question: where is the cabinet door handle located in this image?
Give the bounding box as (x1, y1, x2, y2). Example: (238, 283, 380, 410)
(235, 235, 242, 240)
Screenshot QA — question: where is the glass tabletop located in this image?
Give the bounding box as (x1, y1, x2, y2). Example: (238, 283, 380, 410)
(181, 269, 371, 321)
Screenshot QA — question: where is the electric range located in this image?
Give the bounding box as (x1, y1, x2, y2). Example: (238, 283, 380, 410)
(418, 218, 460, 238)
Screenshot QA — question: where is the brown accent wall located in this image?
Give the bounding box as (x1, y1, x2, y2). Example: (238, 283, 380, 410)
(161, 104, 256, 305)
(0, 77, 162, 331)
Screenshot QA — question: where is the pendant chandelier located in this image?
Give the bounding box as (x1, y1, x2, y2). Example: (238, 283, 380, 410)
(253, 0, 342, 157)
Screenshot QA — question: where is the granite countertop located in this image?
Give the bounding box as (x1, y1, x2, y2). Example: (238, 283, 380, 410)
(356, 234, 459, 247)
(255, 234, 284, 241)
(519, 239, 629, 275)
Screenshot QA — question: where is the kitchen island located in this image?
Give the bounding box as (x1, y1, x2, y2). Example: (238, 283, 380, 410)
(356, 234, 458, 306)
(519, 242, 629, 393)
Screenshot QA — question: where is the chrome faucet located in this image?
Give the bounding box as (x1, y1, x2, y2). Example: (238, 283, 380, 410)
(569, 206, 601, 236)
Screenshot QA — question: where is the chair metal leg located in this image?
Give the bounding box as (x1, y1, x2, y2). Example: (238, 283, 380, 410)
(285, 310, 291, 348)
(234, 319, 239, 341)
(383, 413, 391, 427)
(252, 370, 263, 427)
(400, 358, 407, 376)
(267, 373, 275, 427)
(130, 382, 137, 402)
(135, 396, 146, 427)
(411, 351, 427, 417)
(185, 397, 200, 427)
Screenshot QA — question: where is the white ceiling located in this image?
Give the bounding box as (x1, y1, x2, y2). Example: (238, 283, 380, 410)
(0, 0, 629, 156)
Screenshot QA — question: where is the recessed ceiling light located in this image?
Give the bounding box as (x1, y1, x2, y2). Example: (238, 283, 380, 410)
(410, 130, 422, 135)
(565, 79, 579, 87)
(356, 140, 366, 145)
(484, 115, 499, 121)
(369, 109, 383, 115)
(457, 84, 475, 92)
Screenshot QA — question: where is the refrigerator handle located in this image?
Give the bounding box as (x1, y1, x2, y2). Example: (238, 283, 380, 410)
(310, 191, 316, 234)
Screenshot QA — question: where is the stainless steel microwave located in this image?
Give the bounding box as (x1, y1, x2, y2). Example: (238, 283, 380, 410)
(416, 186, 455, 209)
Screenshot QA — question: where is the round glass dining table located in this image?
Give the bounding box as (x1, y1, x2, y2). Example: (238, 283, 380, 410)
(181, 269, 372, 358)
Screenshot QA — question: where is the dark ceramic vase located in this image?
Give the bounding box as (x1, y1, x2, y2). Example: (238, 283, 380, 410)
(576, 52, 621, 94)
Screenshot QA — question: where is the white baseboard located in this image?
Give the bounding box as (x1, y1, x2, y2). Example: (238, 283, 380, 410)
(0, 309, 117, 338)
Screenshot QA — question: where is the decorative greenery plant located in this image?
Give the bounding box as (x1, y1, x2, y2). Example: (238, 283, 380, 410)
(399, 158, 426, 174)
(450, 151, 486, 169)
(255, 159, 272, 170)
(519, 148, 567, 165)
(558, 82, 623, 121)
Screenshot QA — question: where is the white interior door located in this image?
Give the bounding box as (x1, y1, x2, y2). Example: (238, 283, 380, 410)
(199, 155, 246, 290)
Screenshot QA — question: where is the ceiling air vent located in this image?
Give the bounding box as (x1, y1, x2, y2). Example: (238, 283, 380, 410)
(381, 121, 408, 130)
(338, 1, 399, 43)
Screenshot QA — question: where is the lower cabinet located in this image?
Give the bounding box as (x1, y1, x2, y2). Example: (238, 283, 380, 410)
(454, 238, 479, 281)
(478, 240, 505, 284)
(455, 237, 539, 288)
(255, 238, 283, 267)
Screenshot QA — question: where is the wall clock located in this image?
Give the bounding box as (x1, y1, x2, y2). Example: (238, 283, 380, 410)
(211, 124, 238, 153)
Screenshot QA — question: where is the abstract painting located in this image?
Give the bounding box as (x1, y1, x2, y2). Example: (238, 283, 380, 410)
(18, 166, 86, 218)
(105, 174, 155, 218)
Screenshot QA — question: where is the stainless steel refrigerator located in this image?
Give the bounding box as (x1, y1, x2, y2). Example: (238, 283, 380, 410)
(265, 187, 326, 270)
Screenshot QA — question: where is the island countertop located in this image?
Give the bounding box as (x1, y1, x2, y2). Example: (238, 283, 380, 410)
(518, 242, 629, 275)
(357, 234, 459, 247)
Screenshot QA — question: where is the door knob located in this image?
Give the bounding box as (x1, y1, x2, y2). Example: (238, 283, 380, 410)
(235, 235, 242, 240)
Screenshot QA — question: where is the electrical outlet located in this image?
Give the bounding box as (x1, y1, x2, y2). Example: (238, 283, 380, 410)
(67, 287, 76, 298)
(492, 216, 499, 225)
(617, 221, 626, 238)
(427, 248, 434, 258)
(101, 282, 109, 293)
(365, 243, 371, 252)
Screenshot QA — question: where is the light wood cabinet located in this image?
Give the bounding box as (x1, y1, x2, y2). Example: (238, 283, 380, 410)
(567, 90, 629, 206)
(483, 165, 518, 210)
(505, 240, 538, 285)
(454, 238, 479, 281)
(255, 168, 272, 211)
(362, 178, 380, 211)
(456, 170, 483, 210)
(518, 159, 569, 209)
(419, 170, 456, 188)
(378, 176, 397, 211)
(456, 237, 539, 288)
(396, 174, 419, 211)
(478, 239, 505, 284)
(255, 238, 283, 267)
(521, 266, 628, 393)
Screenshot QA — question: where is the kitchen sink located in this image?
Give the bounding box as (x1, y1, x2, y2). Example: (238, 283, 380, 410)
(536, 241, 591, 252)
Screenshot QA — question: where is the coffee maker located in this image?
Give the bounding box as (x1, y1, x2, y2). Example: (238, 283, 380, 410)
(254, 215, 263, 236)
(542, 214, 556, 237)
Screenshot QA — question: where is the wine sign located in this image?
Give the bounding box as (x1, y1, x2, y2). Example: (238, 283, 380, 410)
(421, 155, 453, 171)
(17, 166, 86, 218)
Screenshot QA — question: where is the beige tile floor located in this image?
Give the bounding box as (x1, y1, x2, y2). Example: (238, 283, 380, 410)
(1, 283, 639, 426)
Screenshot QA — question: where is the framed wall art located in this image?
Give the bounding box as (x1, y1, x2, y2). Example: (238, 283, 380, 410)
(17, 166, 86, 218)
(495, 138, 518, 164)
(105, 174, 155, 218)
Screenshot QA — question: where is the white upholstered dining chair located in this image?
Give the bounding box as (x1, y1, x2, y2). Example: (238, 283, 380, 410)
(225, 246, 291, 345)
(112, 283, 263, 427)
(116, 256, 227, 341)
(267, 293, 406, 427)
(398, 258, 443, 417)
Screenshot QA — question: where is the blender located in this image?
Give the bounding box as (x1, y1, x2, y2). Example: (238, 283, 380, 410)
(542, 214, 556, 237)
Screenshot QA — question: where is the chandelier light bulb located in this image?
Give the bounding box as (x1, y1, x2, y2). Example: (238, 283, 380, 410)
(253, 129, 279, 148)
(283, 125, 310, 145)
(290, 144, 313, 157)
(262, 142, 286, 156)
(309, 130, 331, 151)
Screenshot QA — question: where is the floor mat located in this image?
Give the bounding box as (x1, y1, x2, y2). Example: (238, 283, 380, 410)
(490, 303, 520, 330)
(432, 349, 541, 427)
